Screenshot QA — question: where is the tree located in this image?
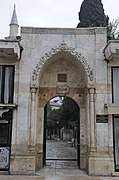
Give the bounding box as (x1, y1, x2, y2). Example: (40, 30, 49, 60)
(60, 97, 79, 128)
(47, 108, 62, 129)
(77, 0, 108, 28)
(107, 19, 119, 40)
(46, 97, 79, 140)
(46, 97, 79, 129)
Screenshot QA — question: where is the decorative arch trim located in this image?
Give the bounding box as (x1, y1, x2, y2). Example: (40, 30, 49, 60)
(32, 42, 94, 84)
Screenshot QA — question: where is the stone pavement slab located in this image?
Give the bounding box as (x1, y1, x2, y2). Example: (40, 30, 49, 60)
(46, 140, 77, 160)
(0, 176, 119, 180)
(36, 166, 87, 176)
(0, 141, 118, 180)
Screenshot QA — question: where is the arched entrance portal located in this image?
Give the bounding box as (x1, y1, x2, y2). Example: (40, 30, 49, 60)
(31, 49, 95, 172)
(43, 96, 80, 168)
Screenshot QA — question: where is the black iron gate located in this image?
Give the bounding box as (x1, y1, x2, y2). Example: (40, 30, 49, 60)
(0, 109, 13, 171)
(43, 104, 47, 166)
(77, 112, 80, 167)
(43, 97, 80, 168)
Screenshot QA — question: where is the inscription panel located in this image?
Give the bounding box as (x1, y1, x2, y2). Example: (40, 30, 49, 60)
(56, 85, 69, 94)
(96, 115, 108, 123)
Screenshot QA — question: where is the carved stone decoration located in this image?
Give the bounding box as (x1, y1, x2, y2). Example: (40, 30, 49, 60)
(0, 110, 13, 121)
(56, 85, 70, 94)
(32, 42, 94, 84)
(0, 147, 10, 170)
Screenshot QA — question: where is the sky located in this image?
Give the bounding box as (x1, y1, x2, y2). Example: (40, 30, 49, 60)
(0, 0, 119, 39)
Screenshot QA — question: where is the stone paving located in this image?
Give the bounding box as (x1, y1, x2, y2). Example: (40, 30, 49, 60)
(0, 175, 119, 180)
(0, 140, 119, 179)
(46, 140, 77, 159)
(36, 139, 87, 176)
(46, 140, 78, 168)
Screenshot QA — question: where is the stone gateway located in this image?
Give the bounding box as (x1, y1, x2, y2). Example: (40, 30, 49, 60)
(0, 5, 119, 176)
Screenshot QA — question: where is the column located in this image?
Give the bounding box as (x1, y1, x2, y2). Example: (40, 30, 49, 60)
(108, 115, 113, 156)
(29, 86, 38, 148)
(89, 88, 96, 151)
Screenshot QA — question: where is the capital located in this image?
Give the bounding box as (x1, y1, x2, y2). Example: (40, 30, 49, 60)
(88, 88, 95, 94)
(30, 86, 38, 93)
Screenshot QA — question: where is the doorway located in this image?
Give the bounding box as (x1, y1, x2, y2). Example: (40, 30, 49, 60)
(43, 96, 80, 168)
(113, 115, 119, 171)
(0, 109, 13, 171)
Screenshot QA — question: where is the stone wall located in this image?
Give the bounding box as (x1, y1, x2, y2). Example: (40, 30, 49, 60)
(9, 27, 115, 175)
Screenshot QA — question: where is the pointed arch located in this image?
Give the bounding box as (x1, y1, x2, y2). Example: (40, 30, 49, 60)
(32, 42, 94, 85)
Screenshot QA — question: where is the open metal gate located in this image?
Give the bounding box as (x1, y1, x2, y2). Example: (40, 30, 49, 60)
(0, 109, 13, 171)
(43, 98, 80, 168)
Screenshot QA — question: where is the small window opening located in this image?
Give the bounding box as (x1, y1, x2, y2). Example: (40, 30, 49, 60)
(57, 74, 67, 82)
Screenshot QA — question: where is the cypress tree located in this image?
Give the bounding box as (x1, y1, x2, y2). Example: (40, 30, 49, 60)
(77, 0, 108, 28)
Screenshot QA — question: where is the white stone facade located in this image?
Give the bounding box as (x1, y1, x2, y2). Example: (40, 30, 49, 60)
(1, 26, 119, 176)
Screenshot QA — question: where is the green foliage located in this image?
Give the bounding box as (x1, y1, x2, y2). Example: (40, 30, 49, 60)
(60, 97, 79, 127)
(47, 105, 62, 129)
(46, 97, 79, 129)
(76, 0, 119, 41)
(107, 19, 119, 40)
(77, 0, 108, 28)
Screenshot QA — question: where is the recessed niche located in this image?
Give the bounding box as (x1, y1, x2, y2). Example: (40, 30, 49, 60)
(57, 74, 67, 82)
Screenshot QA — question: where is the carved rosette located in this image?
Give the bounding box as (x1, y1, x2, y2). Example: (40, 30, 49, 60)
(32, 42, 94, 85)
